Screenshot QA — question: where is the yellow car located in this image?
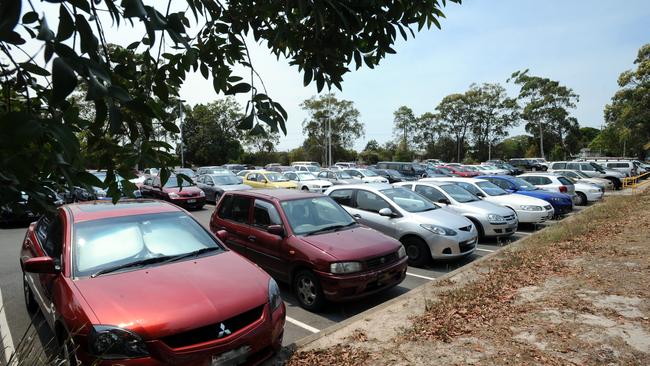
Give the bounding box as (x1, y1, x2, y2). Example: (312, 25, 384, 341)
(243, 170, 297, 189)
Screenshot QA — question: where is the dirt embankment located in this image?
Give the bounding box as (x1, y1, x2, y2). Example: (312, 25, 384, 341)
(286, 190, 650, 366)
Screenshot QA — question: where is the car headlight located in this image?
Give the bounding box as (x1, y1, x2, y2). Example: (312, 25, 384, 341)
(397, 245, 407, 259)
(88, 325, 149, 359)
(588, 188, 599, 193)
(519, 205, 543, 211)
(168, 192, 180, 199)
(268, 278, 282, 312)
(198, 190, 205, 197)
(420, 224, 457, 236)
(487, 214, 506, 223)
(330, 262, 362, 274)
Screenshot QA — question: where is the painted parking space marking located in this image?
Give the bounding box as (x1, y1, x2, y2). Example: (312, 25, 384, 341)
(516, 231, 531, 236)
(406, 272, 436, 281)
(286, 316, 320, 333)
(475, 248, 496, 253)
(0, 288, 16, 365)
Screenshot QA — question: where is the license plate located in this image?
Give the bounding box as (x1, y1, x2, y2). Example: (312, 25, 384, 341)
(211, 346, 251, 366)
(187, 199, 196, 203)
(377, 272, 392, 286)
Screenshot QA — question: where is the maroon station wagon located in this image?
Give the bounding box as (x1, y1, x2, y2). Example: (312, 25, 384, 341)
(209, 189, 408, 311)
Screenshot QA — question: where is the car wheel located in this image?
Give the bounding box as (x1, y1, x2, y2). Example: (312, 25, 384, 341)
(576, 192, 587, 206)
(531, 166, 537, 171)
(301, 186, 310, 191)
(467, 218, 485, 239)
(23, 274, 38, 313)
(213, 192, 221, 203)
(293, 270, 324, 311)
(401, 237, 431, 267)
(57, 330, 79, 366)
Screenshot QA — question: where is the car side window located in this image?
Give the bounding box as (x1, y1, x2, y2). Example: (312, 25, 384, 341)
(521, 176, 537, 185)
(539, 177, 552, 185)
(43, 215, 63, 261)
(36, 216, 50, 242)
(285, 172, 297, 180)
(415, 185, 446, 202)
(557, 177, 573, 186)
(329, 189, 354, 207)
(580, 163, 594, 171)
(552, 162, 566, 169)
(328, 172, 336, 179)
(247, 173, 257, 182)
(317, 171, 326, 178)
(355, 190, 390, 213)
(252, 200, 282, 229)
(218, 195, 252, 224)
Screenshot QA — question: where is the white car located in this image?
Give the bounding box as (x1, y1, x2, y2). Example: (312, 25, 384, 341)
(518, 173, 576, 197)
(421, 177, 554, 224)
(283, 171, 333, 193)
(550, 169, 613, 191)
(343, 168, 389, 183)
(292, 164, 321, 174)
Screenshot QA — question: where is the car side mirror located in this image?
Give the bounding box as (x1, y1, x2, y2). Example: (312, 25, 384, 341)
(267, 225, 285, 237)
(438, 198, 451, 205)
(23, 257, 59, 274)
(260, 179, 268, 184)
(207, 182, 214, 186)
(378, 208, 395, 217)
(215, 230, 228, 242)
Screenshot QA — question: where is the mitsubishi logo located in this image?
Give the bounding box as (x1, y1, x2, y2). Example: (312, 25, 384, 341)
(380, 257, 386, 264)
(217, 323, 231, 338)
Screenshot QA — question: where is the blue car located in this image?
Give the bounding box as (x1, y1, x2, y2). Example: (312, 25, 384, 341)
(477, 175, 573, 215)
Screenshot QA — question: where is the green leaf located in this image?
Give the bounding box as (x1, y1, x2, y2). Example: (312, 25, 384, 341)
(122, 0, 147, 19)
(56, 5, 74, 41)
(51, 58, 77, 104)
(225, 83, 251, 95)
(0, 0, 21, 41)
(67, 0, 91, 14)
(36, 16, 55, 41)
(108, 85, 132, 102)
(237, 113, 254, 129)
(19, 62, 50, 76)
(109, 105, 122, 134)
(303, 67, 313, 86)
(22, 11, 38, 24)
(200, 63, 209, 79)
(75, 14, 98, 55)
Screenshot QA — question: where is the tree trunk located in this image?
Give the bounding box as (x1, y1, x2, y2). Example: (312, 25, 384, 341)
(538, 121, 545, 159)
(457, 135, 461, 162)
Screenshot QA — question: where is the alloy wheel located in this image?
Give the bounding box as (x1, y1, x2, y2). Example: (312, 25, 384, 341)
(297, 277, 316, 306)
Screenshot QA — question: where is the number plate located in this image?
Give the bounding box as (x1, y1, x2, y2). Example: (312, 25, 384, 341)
(211, 346, 251, 366)
(187, 199, 196, 203)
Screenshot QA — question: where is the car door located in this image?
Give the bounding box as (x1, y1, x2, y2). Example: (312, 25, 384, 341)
(247, 199, 289, 281)
(352, 189, 398, 237)
(215, 194, 253, 257)
(244, 173, 261, 188)
(284, 172, 299, 187)
(487, 177, 516, 192)
(578, 163, 597, 177)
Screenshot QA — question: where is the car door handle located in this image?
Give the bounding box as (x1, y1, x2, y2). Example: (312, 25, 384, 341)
(352, 214, 362, 219)
(247, 235, 256, 242)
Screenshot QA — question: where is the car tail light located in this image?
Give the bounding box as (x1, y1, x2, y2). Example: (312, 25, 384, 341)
(559, 186, 567, 193)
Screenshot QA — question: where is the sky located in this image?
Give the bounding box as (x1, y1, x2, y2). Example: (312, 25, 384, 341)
(12, 1, 650, 152)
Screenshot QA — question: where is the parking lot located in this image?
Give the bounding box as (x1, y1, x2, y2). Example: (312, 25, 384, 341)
(0, 201, 588, 363)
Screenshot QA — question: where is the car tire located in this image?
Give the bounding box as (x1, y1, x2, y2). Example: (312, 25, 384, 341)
(293, 270, 325, 311)
(57, 329, 79, 366)
(23, 273, 38, 313)
(301, 186, 310, 191)
(531, 166, 537, 171)
(576, 192, 587, 206)
(401, 237, 431, 267)
(467, 218, 485, 239)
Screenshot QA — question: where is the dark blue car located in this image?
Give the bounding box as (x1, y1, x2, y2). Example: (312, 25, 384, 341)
(477, 175, 574, 215)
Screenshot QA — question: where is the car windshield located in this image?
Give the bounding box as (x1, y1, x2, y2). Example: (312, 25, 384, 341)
(175, 169, 195, 177)
(212, 175, 240, 185)
(359, 169, 378, 177)
(336, 171, 353, 179)
(381, 188, 437, 213)
(306, 166, 320, 173)
(437, 167, 453, 174)
(386, 169, 403, 177)
(281, 197, 356, 236)
(265, 172, 289, 182)
(574, 171, 590, 178)
(164, 176, 194, 187)
(73, 212, 222, 277)
(439, 184, 479, 203)
(509, 177, 537, 190)
(475, 181, 509, 196)
(296, 172, 316, 181)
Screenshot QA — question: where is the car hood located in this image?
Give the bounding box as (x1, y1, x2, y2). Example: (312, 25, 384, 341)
(163, 186, 203, 195)
(299, 226, 400, 261)
(515, 189, 572, 202)
(218, 184, 252, 191)
(449, 200, 515, 216)
(339, 178, 364, 184)
(486, 193, 551, 208)
(408, 208, 474, 228)
(73, 251, 269, 340)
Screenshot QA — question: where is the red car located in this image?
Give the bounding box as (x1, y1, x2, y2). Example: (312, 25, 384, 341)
(20, 200, 285, 365)
(140, 174, 205, 210)
(209, 189, 408, 311)
(440, 165, 479, 177)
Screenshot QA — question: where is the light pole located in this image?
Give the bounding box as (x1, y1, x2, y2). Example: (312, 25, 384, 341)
(179, 99, 186, 167)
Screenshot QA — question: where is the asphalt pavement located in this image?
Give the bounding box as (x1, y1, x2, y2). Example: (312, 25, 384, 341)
(0, 202, 588, 363)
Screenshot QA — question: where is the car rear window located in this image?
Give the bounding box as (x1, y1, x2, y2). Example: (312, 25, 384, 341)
(557, 176, 573, 186)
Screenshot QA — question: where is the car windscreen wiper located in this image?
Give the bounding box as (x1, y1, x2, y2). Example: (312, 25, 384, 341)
(91, 256, 175, 278)
(162, 247, 221, 264)
(306, 222, 356, 236)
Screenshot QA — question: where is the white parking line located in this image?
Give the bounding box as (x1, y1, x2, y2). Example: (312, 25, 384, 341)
(0, 288, 16, 365)
(286, 316, 320, 334)
(516, 231, 532, 236)
(475, 248, 496, 253)
(406, 272, 436, 281)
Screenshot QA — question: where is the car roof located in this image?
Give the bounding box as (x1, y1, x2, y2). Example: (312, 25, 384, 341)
(421, 177, 488, 183)
(226, 189, 318, 201)
(66, 200, 180, 223)
(329, 183, 393, 191)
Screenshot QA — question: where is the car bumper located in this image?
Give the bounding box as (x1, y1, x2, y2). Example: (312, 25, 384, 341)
(551, 203, 573, 215)
(307, 187, 331, 193)
(76, 303, 285, 366)
(584, 190, 604, 202)
(515, 208, 555, 224)
(482, 219, 518, 237)
(316, 257, 408, 302)
(170, 197, 206, 209)
(426, 232, 478, 259)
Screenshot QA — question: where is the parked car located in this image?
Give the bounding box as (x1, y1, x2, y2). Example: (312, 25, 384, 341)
(375, 162, 427, 180)
(518, 173, 577, 198)
(548, 161, 623, 189)
(20, 200, 285, 365)
(316, 170, 364, 185)
(334, 162, 357, 169)
(421, 177, 555, 224)
(291, 164, 321, 174)
(529, 158, 550, 170)
(395, 181, 518, 239)
(242, 171, 297, 189)
(477, 175, 573, 216)
(1, 188, 65, 225)
(222, 164, 246, 174)
(196, 173, 252, 202)
(325, 184, 478, 266)
(439, 165, 479, 177)
(283, 171, 333, 193)
(509, 158, 546, 171)
(588, 160, 637, 177)
(140, 175, 206, 209)
(210, 190, 408, 310)
(344, 169, 389, 183)
(90, 171, 142, 200)
(550, 169, 613, 191)
(174, 168, 197, 178)
(371, 168, 406, 183)
(266, 165, 295, 173)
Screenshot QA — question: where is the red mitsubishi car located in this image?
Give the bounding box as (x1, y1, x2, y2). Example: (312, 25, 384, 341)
(20, 200, 284, 365)
(210, 190, 408, 311)
(440, 165, 480, 177)
(140, 174, 206, 210)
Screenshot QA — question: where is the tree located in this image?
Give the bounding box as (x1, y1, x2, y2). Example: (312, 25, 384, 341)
(413, 112, 445, 156)
(509, 70, 579, 159)
(392, 106, 418, 151)
(0, 0, 460, 209)
(436, 93, 477, 162)
(364, 139, 381, 152)
(603, 43, 650, 159)
(494, 135, 532, 159)
(182, 98, 244, 166)
(301, 94, 364, 165)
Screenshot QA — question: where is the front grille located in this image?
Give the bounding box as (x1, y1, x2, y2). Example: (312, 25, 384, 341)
(459, 238, 476, 252)
(178, 191, 198, 197)
(504, 214, 516, 221)
(458, 225, 472, 232)
(544, 205, 552, 210)
(161, 305, 264, 349)
(365, 252, 398, 270)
